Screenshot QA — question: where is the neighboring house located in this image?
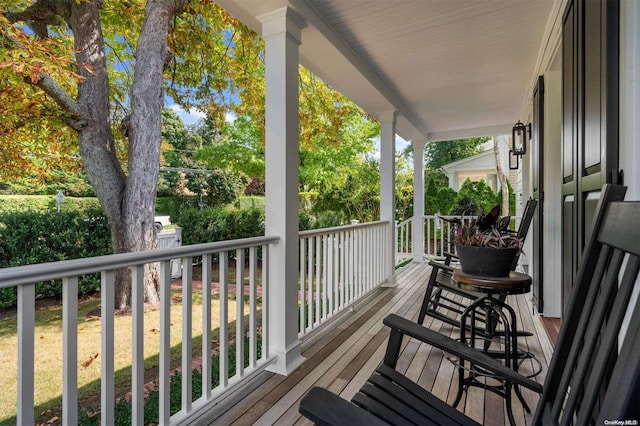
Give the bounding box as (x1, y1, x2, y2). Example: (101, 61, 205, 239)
(440, 136, 517, 195)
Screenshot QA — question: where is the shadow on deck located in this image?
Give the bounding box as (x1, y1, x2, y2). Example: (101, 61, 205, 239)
(203, 262, 552, 426)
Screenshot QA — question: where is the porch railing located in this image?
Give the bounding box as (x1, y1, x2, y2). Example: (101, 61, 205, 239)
(396, 215, 523, 262)
(2, 221, 397, 424)
(298, 221, 388, 337)
(396, 218, 412, 266)
(0, 236, 278, 425)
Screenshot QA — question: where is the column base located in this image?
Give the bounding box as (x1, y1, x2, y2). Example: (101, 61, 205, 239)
(381, 276, 397, 288)
(266, 341, 306, 376)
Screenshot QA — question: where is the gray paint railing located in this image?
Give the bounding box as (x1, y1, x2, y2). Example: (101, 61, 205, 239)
(2, 221, 397, 425)
(1, 236, 278, 426)
(395, 215, 522, 263)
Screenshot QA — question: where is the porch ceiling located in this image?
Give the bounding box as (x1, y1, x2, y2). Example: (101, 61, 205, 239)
(215, 0, 558, 141)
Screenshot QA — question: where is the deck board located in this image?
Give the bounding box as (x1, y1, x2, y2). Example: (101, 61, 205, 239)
(208, 262, 551, 426)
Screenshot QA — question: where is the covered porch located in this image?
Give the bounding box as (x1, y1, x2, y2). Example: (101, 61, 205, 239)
(204, 262, 552, 426)
(2, 0, 640, 424)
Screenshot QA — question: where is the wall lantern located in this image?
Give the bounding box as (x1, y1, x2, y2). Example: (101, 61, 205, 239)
(509, 150, 520, 170)
(512, 120, 531, 156)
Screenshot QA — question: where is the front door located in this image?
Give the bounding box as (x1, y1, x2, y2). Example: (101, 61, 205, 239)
(561, 0, 620, 314)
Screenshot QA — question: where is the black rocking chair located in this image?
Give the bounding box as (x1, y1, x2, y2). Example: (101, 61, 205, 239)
(300, 184, 640, 425)
(417, 198, 537, 340)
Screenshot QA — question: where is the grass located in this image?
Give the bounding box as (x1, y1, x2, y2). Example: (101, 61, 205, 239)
(0, 283, 252, 425)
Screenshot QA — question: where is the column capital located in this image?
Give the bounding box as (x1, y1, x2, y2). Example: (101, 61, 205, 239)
(258, 7, 306, 44)
(377, 110, 398, 124)
(411, 139, 428, 151)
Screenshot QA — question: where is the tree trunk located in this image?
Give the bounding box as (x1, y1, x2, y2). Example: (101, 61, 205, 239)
(493, 137, 509, 215)
(65, 0, 180, 309)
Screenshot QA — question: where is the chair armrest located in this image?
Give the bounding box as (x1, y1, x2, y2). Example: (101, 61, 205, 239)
(443, 251, 459, 260)
(299, 387, 390, 426)
(382, 314, 543, 393)
(428, 260, 456, 274)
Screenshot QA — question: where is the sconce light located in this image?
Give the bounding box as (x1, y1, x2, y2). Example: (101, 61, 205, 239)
(512, 120, 531, 156)
(509, 150, 520, 170)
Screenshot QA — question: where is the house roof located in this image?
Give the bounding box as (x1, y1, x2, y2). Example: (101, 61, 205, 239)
(215, 0, 560, 142)
(440, 149, 496, 173)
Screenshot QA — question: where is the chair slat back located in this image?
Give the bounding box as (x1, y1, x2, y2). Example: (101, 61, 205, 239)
(511, 198, 537, 270)
(533, 184, 640, 425)
(516, 198, 537, 240)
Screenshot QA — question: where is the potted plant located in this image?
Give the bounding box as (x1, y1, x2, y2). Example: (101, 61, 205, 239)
(441, 205, 523, 277)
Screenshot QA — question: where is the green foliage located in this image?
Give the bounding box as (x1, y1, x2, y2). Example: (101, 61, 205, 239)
(424, 169, 449, 189)
(449, 195, 478, 216)
(298, 111, 378, 193)
(421, 173, 459, 215)
(0, 195, 102, 214)
(195, 116, 266, 180)
(424, 176, 439, 214)
(424, 138, 488, 169)
(495, 180, 516, 215)
(0, 171, 94, 197)
(456, 178, 496, 214)
(0, 210, 112, 308)
(299, 192, 318, 210)
(175, 207, 265, 246)
(153, 196, 188, 220)
(236, 196, 265, 210)
(312, 157, 380, 223)
(436, 187, 458, 215)
(299, 210, 344, 231)
(185, 169, 248, 209)
(395, 183, 413, 221)
(394, 156, 414, 221)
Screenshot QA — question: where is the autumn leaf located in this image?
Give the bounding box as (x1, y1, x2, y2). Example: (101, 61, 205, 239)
(81, 352, 99, 368)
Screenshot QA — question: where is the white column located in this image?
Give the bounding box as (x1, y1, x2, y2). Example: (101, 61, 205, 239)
(379, 111, 397, 286)
(620, 0, 640, 201)
(259, 7, 306, 375)
(412, 139, 427, 263)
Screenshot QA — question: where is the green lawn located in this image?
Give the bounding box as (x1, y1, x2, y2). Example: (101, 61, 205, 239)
(0, 288, 250, 425)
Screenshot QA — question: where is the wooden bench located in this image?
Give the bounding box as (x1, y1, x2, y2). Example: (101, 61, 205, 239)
(300, 184, 640, 425)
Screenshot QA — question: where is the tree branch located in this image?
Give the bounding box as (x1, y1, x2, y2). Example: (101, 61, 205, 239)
(2, 26, 88, 131)
(4, 0, 70, 37)
(28, 73, 88, 131)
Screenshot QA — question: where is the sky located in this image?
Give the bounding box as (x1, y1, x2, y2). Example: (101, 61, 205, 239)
(167, 103, 237, 126)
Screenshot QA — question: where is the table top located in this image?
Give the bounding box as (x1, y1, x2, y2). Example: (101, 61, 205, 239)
(453, 269, 532, 295)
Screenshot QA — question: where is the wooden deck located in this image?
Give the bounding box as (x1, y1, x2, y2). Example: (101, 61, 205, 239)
(203, 262, 553, 426)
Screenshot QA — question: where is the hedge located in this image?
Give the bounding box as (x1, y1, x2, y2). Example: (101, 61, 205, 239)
(0, 209, 112, 308)
(0, 195, 101, 214)
(0, 198, 345, 308)
(175, 207, 265, 246)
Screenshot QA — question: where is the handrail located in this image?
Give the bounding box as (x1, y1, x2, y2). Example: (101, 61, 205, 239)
(4, 234, 278, 425)
(299, 220, 388, 238)
(0, 235, 280, 288)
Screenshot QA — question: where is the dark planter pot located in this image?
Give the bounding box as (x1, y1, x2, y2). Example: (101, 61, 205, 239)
(455, 244, 518, 277)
